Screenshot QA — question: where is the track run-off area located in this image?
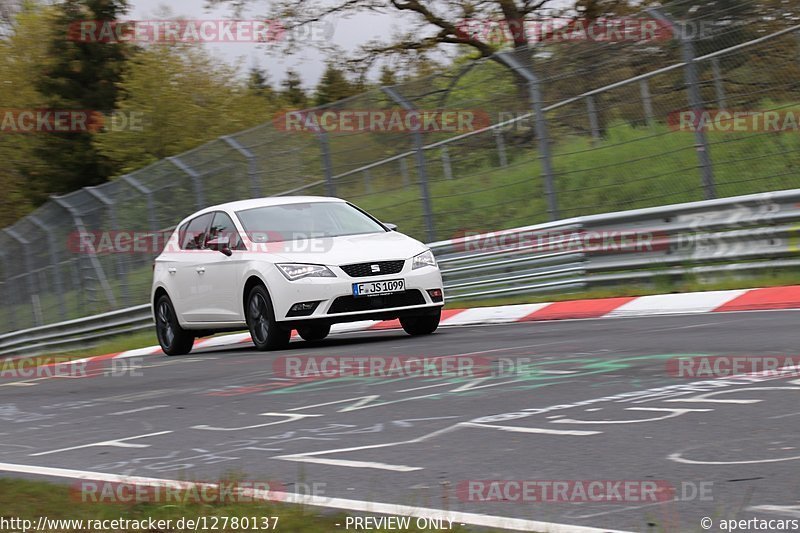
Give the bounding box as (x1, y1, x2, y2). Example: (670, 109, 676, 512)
(2, 310, 800, 532)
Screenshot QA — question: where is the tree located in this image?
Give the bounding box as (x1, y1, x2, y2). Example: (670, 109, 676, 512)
(379, 64, 398, 86)
(0, 2, 49, 225)
(280, 69, 308, 108)
(247, 66, 276, 103)
(23, 0, 131, 204)
(314, 63, 357, 106)
(94, 45, 278, 172)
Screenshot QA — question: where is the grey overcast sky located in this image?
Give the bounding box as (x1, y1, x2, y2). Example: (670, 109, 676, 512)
(127, 0, 412, 88)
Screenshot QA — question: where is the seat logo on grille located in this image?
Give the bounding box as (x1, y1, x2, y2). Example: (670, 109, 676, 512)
(370, 264, 381, 273)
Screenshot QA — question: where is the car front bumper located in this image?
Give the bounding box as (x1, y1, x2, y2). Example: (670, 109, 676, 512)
(269, 263, 445, 324)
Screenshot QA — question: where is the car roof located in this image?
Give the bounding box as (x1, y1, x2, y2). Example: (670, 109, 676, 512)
(175, 196, 348, 228)
(199, 196, 346, 215)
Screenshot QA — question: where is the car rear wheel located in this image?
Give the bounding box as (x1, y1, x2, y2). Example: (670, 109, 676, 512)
(247, 285, 291, 351)
(297, 324, 331, 342)
(400, 309, 441, 336)
(155, 295, 195, 356)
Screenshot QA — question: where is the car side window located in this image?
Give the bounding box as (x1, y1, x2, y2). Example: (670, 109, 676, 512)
(180, 213, 214, 250)
(207, 211, 246, 251)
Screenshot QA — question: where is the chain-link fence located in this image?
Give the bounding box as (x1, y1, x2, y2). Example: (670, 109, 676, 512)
(2, 1, 799, 333)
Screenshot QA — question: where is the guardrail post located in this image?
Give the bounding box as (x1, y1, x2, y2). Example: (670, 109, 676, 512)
(222, 135, 263, 197)
(639, 79, 655, 127)
(441, 146, 454, 179)
(51, 196, 118, 310)
(586, 96, 601, 144)
(29, 214, 67, 321)
(3, 228, 40, 326)
(493, 129, 508, 167)
(167, 156, 206, 209)
(648, 8, 716, 200)
(711, 57, 727, 109)
(381, 86, 436, 242)
(496, 52, 559, 220)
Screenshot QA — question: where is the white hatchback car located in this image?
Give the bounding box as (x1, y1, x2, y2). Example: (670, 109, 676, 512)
(151, 196, 445, 355)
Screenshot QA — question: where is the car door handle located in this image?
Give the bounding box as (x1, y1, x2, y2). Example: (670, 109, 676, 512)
(196, 267, 206, 274)
(167, 267, 177, 274)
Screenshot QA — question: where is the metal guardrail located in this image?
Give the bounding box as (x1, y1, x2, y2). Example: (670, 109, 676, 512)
(430, 188, 800, 300)
(3, 187, 800, 356)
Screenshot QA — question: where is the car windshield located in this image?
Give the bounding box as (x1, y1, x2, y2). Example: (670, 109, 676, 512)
(235, 201, 386, 243)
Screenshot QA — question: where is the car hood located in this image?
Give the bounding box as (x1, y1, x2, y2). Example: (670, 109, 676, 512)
(262, 231, 429, 265)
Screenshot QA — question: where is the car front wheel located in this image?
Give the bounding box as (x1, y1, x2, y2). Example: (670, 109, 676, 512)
(155, 295, 195, 356)
(247, 285, 291, 351)
(400, 309, 441, 336)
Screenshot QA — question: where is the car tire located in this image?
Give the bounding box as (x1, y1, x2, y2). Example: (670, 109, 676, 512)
(400, 309, 441, 336)
(155, 295, 195, 356)
(297, 324, 331, 342)
(247, 285, 291, 351)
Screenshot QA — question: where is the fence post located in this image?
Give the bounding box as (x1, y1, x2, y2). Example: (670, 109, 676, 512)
(494, 129, 508, 167)
(363, 169, 373, 194)
(222, 135, 263, 197)
(168, 156, 206, 209)
(317, 131, 336, 196)
(441, 146, 454, 179)
(3, 228, 40, 326)
(640, 78, 655, 126)
(648, 8, 715, 200)
(496, 52, 559, 220)
(0, 252, 16, 331)
(51, 196, 118, 310)
(86, 186, 129, 306)
(711, 57, 727, 109)
(121, 175, 158, 234)
(29, 214, 67, 321)
(381, 86, 436, 242)
(399, 156, 409, 187)
(586, 96, 601, 143)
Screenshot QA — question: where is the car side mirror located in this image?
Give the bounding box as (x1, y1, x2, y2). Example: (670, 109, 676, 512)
(384, 223, 397, 231)
(207, 236, 232, 256)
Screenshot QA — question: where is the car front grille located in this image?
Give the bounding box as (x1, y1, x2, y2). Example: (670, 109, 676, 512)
(339, 260, 405, 278)
(328, 290, 425, 314)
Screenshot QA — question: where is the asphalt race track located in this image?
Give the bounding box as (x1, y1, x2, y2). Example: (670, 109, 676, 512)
(2, 310, 800, 532)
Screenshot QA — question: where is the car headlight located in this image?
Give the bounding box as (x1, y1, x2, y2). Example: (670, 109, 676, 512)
(277, 263, 336, 280)
(412, 249, 437, 270)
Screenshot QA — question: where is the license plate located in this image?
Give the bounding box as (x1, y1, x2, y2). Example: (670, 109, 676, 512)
(353, 279, 405, 297)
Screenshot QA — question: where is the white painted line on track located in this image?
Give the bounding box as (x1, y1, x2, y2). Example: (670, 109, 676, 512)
(0, 462, 634, 532)
(109, 405, 169, 416)
(460, 422, 601, 436)
(29, 430, 172, 457)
